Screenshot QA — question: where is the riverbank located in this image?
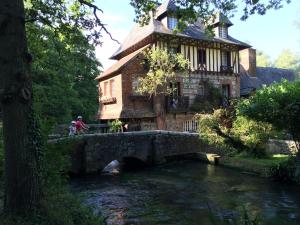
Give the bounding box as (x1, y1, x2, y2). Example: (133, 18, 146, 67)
(200, 153, 297, 183)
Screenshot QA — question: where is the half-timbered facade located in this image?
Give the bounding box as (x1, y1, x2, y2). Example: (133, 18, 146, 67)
(96, 0, 252, 131)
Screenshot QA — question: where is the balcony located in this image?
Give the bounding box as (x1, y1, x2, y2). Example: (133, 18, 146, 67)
(166, 96, 189, 113)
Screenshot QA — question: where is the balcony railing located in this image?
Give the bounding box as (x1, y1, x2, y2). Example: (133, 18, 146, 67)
(220, 65, 234, 73)
(166, 96, 189, 113)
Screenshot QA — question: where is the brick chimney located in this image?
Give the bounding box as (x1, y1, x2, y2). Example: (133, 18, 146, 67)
(239, 48, 256, 76)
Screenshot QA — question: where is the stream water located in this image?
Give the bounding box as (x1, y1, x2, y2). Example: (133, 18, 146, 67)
(71, 160, 300, 225)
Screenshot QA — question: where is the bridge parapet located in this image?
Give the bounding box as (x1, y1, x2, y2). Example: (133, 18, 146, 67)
(49, 131, 223, 174)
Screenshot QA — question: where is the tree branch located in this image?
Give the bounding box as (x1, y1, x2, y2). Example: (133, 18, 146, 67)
(77, 0, 120, 44)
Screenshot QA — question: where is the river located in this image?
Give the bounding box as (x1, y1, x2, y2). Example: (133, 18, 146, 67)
(71, 160, 300, 225)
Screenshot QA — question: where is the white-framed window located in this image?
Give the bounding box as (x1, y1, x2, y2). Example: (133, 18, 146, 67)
(219, 25, 228, 38)
(168, 17, 178, 30)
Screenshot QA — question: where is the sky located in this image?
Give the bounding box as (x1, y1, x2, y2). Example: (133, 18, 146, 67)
(95, 0, 300, 70)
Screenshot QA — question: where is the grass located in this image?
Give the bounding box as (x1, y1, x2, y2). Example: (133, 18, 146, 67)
(234, 153, 290, 167)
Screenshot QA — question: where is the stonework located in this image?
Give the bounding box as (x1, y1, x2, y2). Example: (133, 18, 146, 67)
(54, 131, 222, 174)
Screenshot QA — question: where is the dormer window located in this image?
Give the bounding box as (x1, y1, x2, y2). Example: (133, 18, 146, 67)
(168, 17, 178, 30)
(219, 25, 228, 38)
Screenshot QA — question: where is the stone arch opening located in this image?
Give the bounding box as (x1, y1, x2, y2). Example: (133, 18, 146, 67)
(121, 157, 148, 171)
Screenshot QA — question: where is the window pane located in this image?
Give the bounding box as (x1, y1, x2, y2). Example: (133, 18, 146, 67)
(168, 17, 178, 30)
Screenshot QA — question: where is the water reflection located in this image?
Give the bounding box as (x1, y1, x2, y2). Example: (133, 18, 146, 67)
(71, 161, 300, 225)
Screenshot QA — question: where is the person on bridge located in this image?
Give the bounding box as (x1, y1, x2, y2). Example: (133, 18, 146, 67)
(69, 121, 77, 136)
(75, 116, 89, 134)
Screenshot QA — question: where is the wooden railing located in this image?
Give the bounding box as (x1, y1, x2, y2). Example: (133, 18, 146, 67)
(183, 120, 199, 133)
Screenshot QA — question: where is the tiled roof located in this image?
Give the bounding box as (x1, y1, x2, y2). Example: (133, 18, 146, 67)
(95, 45, 150, 80)
(240, 67, 296, 96)
(110, 19, 251, 60)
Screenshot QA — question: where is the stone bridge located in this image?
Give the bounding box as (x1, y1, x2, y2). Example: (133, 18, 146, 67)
(50, 131, 222, 174)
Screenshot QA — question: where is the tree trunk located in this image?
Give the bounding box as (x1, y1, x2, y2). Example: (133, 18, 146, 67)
(0, 0, 42, 214)
(294, 142, 300, 184)
(153, 94, 166, 130)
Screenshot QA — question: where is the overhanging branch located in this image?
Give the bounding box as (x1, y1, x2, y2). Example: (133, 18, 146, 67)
(77, 0, 120, 44)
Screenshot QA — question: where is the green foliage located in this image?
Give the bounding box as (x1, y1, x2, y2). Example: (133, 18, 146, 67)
(239, 80, 300, 181)
(274, 49, 300, 72)
(256, 50, 272, 67)
(232, 116, 275, 156)
(190, 83, 223, 113)
(137, 48, 189, 96)
(267, 157, 296, 182)
(108, 119, 123, 132)
(27, 23, 101, 125)
(198, 102, 279, 157)
(239, 80, 300, 148)
(130, 0, 291, 31)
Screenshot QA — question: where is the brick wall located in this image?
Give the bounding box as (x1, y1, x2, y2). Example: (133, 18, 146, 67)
(98, 74, 123, 119)
(239, 48, 256, 76)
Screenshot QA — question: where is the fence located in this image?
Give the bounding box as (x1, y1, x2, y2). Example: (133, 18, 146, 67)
(183, 120, 199, 133)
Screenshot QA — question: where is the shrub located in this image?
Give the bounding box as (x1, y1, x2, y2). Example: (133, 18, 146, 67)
(198, 103, 280, 157)
(108, 119, 123, 132)
(268, 157, 297, 182)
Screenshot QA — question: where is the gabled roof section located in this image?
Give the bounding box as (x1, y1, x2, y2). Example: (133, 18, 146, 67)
(211, 12, 233, 27)
(110, 19, 171, 60)
(96, 45, 150, 80)
(155, 0, 177, 19)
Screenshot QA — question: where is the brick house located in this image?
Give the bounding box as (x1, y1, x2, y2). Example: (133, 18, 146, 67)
(95, 0, 261, 131)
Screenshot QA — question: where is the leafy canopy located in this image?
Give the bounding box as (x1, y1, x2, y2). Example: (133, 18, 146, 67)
(130, 0, 292, 31)
(136, 48, 189, 96)
(27, 22, 100, 125)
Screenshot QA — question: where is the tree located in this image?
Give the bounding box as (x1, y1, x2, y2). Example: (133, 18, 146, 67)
(137, 48, 188, 129)
(28, 23, 100, 125)
(239, 80, 300, 182)
(256, 50, 273, 67)
(274, 49, 300, 73)
(0, 0, 107, 215)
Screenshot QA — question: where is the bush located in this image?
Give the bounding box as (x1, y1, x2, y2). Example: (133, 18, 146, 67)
(108, 119, 123, 132)
(198, 103, 280, 157)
